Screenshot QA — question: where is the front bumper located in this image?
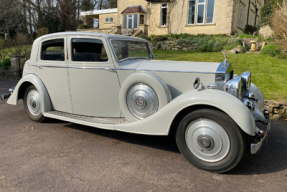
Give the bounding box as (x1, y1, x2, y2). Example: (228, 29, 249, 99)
(250, 123, 271, 154)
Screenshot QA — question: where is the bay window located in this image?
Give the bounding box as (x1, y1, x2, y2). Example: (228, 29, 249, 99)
(122, 14, 140, 29)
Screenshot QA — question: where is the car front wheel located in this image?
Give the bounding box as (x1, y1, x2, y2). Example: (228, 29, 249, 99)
(23, 85, 45, 122)
(176, 108, 245, 173)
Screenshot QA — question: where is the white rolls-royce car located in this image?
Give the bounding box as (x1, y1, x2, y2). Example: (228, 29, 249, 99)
(4, 32, 270, 173)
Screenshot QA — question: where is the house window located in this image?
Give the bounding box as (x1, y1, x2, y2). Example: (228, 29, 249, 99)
(128, 15, 133, 28)
(110, 17, 114, 22)
(197, 0, 205, 24)
(188, 0, 215, 25)
(123, 15, 127, 29)
(71, 38, 108, 62)
(140, 14, 145, 25)
(105, 18, 109, 23)
(134, 14, 138, 29)
(206, 0, 215, 24)
(188, 0, 196, 25)
(41, 39, 65, 61)
(237, 2, 245, 29)
(161, 3, 167, 26)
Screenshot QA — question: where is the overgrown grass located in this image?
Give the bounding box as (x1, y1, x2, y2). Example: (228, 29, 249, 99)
(153, 50, 287, 100)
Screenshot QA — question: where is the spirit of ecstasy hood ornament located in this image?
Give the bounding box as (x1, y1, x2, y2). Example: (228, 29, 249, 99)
(221, 51, 228, 68)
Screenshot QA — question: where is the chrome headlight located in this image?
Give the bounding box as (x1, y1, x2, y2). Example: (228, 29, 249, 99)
(224, 76, 243, 99)
(240, 71, 251, 90)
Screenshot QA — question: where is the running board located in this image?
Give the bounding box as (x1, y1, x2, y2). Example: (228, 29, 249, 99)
(44, 111, 128, 130)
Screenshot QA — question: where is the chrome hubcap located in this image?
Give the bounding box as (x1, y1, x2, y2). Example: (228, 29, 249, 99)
(127, 83, 158, 119)
(185, 119, 230, 162)
(27, 90, 41, 116)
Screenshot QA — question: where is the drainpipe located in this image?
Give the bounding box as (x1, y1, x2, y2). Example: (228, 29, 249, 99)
(246, 0, 251, 27)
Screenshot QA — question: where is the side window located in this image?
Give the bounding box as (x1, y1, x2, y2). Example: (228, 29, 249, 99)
(41, 39, 65, 61)
(71, 38, 108, 62)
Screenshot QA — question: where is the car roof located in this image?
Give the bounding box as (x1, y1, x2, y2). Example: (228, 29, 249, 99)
(37, 31, 148, 42)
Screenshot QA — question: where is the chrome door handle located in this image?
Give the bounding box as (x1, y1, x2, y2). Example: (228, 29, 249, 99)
(106, 68, 115, 72)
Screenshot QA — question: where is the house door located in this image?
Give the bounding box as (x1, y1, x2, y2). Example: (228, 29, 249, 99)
(67, 36, 121, 118)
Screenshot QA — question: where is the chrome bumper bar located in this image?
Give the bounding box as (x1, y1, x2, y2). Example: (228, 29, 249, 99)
(251, 123, 271, 154)
(0, 87, 14, 101)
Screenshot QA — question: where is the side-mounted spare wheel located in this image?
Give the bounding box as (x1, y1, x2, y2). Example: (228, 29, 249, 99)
(23, 85, 45, 122)
(176, 108, 245, 173)
(119, 72, 172, 122)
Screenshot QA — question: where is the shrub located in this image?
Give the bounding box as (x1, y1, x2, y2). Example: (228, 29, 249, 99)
(271, 0, 287, 51)
(36, 27, 49, 38)
(213, 38, 228, 52)
(207, 39, 215, 52)
(259, 0, 283, 27)
(198, 37, 211, 51)
(78, 24, 91, 29)
(244, 25, 257, 35)
(0, 58, 11, 70)
(260, 44, 281, 57)
(157, 44, 162, 49)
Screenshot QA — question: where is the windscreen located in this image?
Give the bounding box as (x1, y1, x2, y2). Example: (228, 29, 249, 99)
(111, 40, 154, 61)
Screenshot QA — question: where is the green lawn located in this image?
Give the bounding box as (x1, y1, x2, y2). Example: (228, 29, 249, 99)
(153, 50, 287, 101)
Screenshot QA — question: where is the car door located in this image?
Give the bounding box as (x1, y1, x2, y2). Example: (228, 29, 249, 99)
(36, 36, 73, 113)
(67, 36, 121, 117)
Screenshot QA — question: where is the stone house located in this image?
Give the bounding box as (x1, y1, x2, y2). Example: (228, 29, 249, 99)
(80, 0, 264, 36)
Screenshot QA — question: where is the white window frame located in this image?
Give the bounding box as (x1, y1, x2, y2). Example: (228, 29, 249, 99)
(128, 14, 133, 29)
(187, 0, 196, 25)
(110, 17, 114, 23)
(105, 18, 109, 23)
(196, 0, 206, 25)
(160, 3, 168, 26)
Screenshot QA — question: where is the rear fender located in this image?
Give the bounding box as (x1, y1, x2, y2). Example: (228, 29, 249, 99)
(7, 74, 52, 113)
(115, 89, 256, 136)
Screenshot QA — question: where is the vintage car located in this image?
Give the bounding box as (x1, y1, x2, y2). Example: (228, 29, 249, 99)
(4, 32, 270, 173)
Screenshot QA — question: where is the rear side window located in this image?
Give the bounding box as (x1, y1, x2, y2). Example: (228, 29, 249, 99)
(41, 39, 65, 61)
(71, 38, 108, 62)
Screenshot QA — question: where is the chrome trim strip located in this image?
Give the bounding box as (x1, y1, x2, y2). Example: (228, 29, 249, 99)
(136, 69, 215, 74)
(31, 65, 216, 73)
(31, 65, 117, 71)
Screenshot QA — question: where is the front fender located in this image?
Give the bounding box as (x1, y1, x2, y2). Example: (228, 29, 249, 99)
(7, 74, 52, 113)
(115, 89, 256, 136)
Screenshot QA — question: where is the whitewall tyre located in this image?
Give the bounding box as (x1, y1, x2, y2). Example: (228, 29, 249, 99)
(176, 108, 245, 173)
(24, 85, 45, 122)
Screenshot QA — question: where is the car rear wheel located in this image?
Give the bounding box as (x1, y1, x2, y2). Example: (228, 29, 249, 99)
(24, 85, 45, 122)
(176, 108, 245, 173)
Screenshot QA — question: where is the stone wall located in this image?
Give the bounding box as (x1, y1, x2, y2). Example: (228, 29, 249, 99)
(150, 40, 198, 51)
(0, 70, 18, 78)
(265, 100, 287, 120)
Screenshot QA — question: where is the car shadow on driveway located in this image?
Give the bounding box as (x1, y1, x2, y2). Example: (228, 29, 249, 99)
(44, 118, 181, 154)
(44, 118, 287, 175)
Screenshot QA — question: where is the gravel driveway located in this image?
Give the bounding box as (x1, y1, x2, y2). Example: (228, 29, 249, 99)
(0, 77, 287, 192)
